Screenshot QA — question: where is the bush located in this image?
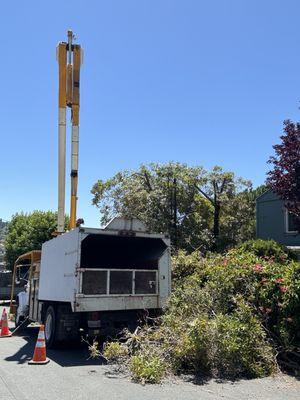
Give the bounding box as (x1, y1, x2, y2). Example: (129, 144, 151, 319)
(183, 303, 275, 378)
(161, 268, 277, 378)
(100, 244, 300, 383)
(173, 248, 300, 348)
(237, 239, 296, 262)
(103, 342, 128, 361)
(129, 354, 167, 384)
(172, 250, 204, 281)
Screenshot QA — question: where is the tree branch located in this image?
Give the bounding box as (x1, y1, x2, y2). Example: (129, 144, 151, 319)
(220, 178, 228, 194)
(142, 171, 153, 192)
(194, 184, 215, 205)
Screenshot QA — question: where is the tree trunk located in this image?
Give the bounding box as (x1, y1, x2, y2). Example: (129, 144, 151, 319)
(213, 202, 220, 242)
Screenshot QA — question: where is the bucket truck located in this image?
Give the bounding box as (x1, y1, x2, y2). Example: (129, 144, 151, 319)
(10, 31, 171, 347)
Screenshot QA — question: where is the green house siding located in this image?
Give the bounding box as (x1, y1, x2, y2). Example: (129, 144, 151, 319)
(256, 190, 300, 247)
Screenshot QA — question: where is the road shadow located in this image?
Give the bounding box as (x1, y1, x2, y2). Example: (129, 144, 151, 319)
(277, 354, 300, 381)
(4, 327, 37, 364)
(4, 326, 106, 367)
(178, 371, 255, 386)
(48, 344, 106, 367)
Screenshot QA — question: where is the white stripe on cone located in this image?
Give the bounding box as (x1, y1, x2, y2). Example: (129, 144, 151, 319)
(35, 341, 46, 348)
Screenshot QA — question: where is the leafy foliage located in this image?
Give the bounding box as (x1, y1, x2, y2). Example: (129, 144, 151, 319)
(172, 246, 300, 355)
(103, 331, 167, 383)
(237, 239, 297, 262)
(164, 301, 275, 378)
(219, 185, 267, 249)
(194, 166, 252, 249)
(91, 163, 258, 252)
(0, 219, 7, 241)
(129, 354, 167, 384)
(4, 211, 68, 270)
(103, 342, 128, 361)
(91, 162, 211, 252)
(103, 242, 300, 382)
(267, 120, 300, 224)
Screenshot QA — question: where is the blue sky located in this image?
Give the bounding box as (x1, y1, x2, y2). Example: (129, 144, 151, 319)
(1, 1, 300, 226)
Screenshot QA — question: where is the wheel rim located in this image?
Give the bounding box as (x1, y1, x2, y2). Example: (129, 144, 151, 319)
(45, 313, 53, 342)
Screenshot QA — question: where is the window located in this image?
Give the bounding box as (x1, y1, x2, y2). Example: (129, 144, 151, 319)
(285, 209, 300, 233)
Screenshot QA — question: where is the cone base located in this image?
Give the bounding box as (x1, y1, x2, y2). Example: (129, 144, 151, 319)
(28, 358, 50, 365)
(0, 332, 12, 338)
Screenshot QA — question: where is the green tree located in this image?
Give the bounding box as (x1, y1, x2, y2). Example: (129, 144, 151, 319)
(4, 211, 67, 270)
(194, 166, 252, 248)
(0, 219, 8, 240)
(91, 163, 258, 252)
(92, 162, 213, 252)
(220, 184, 267, 248)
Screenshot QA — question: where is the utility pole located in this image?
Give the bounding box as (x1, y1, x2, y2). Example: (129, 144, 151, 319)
(173, 177, 178, 251)
(56, 30, 83, 233)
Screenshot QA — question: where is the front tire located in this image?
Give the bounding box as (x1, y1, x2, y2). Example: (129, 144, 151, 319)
(44, 305, 57, 348)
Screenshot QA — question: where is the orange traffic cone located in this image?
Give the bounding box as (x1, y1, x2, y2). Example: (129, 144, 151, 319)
(0, 308, 4, 329)
(28, 325, 49, 365)
(0, 308, 12, 338)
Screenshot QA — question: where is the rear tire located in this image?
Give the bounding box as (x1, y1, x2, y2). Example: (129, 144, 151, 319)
(44, 305, 57, 348)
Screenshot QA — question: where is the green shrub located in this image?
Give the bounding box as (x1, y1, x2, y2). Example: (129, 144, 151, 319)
(237, 239, 296, 262)
(103, 342, 128, 361)
(205, 303, 275, 378)
(172, 250, 203, 281)
(101, 245, 300, 383)
(162, 291, 276, 378)
(167, 249, 300, 376)
(129, 354, 167, 384)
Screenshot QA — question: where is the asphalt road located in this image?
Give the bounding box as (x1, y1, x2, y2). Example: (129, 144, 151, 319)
(1, 304, 300, 400)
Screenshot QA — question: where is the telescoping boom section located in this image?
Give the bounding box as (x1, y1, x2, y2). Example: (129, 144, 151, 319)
(57, 30, 83, 234)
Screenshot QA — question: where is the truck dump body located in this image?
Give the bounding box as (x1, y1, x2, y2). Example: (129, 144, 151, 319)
(81, 234, 166, 295)
(38, 223, 171, 313)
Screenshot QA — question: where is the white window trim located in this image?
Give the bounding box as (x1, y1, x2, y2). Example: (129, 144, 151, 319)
(285, 208, 298, 234)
